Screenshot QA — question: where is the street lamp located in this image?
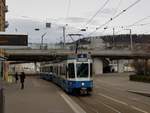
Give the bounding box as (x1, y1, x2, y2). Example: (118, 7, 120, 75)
(40, 32, 47, 49)
(63, 26, 66, 48)
(113, 28, 115, 47)
(62, 24, 68, 48)
(103, 27, 115, 47)
(34, 22, 51, 49)
(35, 28, 47, 49)
(125, 29, 133, 50)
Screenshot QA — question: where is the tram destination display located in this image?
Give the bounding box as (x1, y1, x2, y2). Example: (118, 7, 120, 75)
(77, 54, 88, 62)
(0, 33, 28, 46)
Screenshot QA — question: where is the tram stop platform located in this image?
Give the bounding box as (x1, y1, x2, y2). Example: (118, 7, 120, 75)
(2, 77, 76, 113)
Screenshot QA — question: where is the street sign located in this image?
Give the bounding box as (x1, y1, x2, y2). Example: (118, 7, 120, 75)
(0, 33, 28, 46)
(46, 23, 51, 28)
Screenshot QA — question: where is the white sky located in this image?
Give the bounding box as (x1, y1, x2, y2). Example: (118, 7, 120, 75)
(6, 0, 150, 43)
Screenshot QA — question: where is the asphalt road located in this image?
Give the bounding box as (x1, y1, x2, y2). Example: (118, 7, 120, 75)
(70, 73, 150, 113)
(4, 73, 150, 113)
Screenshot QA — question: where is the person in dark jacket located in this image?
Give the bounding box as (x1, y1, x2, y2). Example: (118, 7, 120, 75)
(15, 72, 19, 83)
(20, 72, 26, 89)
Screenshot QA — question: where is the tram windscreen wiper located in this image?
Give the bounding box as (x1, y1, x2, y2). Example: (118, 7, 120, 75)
(77, 63, 88, 78)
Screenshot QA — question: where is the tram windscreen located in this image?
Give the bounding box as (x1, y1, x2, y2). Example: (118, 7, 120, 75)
(77, 63, 88, 78)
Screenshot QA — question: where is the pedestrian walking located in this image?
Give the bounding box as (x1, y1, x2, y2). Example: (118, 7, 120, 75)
(15, 72, 18, 83)
(20, 72, 26, 89)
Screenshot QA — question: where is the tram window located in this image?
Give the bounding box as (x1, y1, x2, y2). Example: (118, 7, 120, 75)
(60, 66, 62, 75)
(90, 63, 93, 77)
(68, 63, 75, 78)
(63, 64, 66, 75)
(55, 67, 57, 74)
(77, 63, 88, 78)
(50, 66, 53, 72)
(66, 66, 68, 78)
(60, 66, 66, 76)
(55, 67, 57, 73)
(45, 67, 47, 72)
(56, 67, 58, 75)
(47, 67, 49, 72)
(48, 67, 50, 72)
(54, 67, 56, 73)
(60, 66, 64, 75)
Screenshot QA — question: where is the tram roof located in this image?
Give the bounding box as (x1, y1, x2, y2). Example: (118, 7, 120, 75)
(67, 53, 91, 59)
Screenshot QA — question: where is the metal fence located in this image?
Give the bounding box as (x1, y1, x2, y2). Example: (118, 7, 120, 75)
(0, 88, 4, 113)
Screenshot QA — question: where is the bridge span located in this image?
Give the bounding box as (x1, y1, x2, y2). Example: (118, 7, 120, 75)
(5, 49, 150, 61)
(5, 48, 150, 74)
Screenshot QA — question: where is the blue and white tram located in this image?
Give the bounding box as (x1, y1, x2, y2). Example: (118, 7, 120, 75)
(40, 64, 53, 81)
(40, 53, 93, 94)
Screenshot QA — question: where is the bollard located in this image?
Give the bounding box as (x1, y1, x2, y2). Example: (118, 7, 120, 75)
(0, 88, 4, 113)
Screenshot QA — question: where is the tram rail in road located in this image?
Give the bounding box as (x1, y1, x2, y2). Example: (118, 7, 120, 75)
(59, 91, 86, 113)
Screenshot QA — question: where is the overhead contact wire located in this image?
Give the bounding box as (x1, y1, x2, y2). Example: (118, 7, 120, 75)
(85, 0, 110, 26)
(87, 0, 142, 36)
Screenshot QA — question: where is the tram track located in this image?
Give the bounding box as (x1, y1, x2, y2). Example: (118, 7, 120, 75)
(94, 80, 150, 112)
(71, 95, 100, 113)
(70, 94, 121, 113)
(70, 90, 149, 113)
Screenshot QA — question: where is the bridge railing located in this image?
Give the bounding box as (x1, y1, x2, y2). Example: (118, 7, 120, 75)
(28, 43, 94, 50)
(0, 88, 4, 113)
(28, 43, 64, 50)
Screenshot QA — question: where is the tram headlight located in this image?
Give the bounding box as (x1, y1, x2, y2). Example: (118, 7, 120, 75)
(81, 82, 85, 86)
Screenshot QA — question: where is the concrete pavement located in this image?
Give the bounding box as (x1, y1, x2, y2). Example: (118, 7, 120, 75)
(96, 73, 150, 94)
(128, 90, 150, 97)
(3, 77, 85, 113)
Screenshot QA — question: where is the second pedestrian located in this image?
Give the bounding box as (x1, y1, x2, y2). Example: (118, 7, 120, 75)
(20, 72, 26, 89)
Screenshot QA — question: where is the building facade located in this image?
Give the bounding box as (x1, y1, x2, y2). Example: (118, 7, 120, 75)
(0, 49, 6, 80)
(0, 0, 8, 31)
(0, 0, 8, 80)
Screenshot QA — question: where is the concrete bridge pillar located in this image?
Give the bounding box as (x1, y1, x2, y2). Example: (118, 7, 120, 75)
(93, 58, 103, 75)
(117, 60, 124, 73)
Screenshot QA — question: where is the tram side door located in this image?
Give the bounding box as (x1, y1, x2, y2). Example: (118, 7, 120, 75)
(66, 64, 68, 79)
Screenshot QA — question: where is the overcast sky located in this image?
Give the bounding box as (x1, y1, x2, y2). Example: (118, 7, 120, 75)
(6, 0, 150, 43)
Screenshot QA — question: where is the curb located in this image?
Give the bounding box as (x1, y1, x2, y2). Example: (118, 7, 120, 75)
(128, 90, 150, 97)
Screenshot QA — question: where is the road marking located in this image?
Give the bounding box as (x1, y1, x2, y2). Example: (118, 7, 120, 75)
(131, 106, 149, 113)
(59, 92, 86, 113)
(98, 93, 149, 113)
(98, 93, 128, 106)
(95, 81, 124, 91)
(100, 102, 121, 113)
